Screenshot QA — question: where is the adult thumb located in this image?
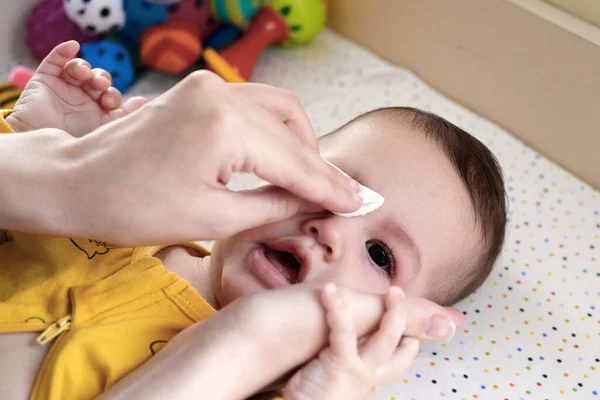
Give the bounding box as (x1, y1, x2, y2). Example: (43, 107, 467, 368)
(216, 186, 324, 236)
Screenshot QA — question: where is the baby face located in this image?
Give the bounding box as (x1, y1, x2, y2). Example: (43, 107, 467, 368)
(211, 116, 481, 306)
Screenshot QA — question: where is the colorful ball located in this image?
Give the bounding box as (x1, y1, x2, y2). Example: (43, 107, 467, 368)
(25, 0, 101, 61)
(209, 0, 263, 27)
(118, 0, 168, 43)
(166, 0, 210, 29)
(269, 0, 326, 47)
(63, 0, 126, 35)
(140, 20, 202, 75)
(81, 39, 135, 92)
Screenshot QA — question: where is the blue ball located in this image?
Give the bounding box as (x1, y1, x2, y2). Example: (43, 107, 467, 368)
(81, 39, 135, 93)
(204, 24, 242, 51)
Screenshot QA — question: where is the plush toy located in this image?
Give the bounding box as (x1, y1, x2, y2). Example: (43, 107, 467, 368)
(204, 0, 327, 82)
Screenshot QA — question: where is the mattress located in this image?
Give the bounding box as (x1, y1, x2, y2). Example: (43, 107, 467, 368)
(3, 28, 598, 399)
(244, 29, 600, 400)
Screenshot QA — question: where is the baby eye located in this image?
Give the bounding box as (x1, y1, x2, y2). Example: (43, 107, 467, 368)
(366, 240, 395, 277)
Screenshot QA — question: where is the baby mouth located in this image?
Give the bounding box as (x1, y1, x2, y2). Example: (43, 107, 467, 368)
(263, 247, 301, 284)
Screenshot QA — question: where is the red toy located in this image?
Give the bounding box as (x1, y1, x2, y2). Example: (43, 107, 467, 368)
(204, 0, 327, 82)
(204, 7, 289, 82)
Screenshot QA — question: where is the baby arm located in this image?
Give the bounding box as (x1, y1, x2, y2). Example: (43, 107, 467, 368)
(99, 284, 459, 400)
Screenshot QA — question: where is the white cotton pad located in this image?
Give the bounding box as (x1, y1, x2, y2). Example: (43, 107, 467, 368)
(326, 161, 385, 217)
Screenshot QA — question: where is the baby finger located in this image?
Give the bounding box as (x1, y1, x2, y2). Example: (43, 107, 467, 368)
(321, 283, 359, 361)
(360, 286, 407, 367)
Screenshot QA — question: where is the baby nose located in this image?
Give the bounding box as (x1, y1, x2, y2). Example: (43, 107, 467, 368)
(303, 218, 345, 262)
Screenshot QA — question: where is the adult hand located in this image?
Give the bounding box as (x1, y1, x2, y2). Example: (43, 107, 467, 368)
(49, 71, 361, 245)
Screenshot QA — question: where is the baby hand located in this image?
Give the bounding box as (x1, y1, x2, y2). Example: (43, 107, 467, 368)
(7, 41, 147, 136)
(284, 284, 420, 400)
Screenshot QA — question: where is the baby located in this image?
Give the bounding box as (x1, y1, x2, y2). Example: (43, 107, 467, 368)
(0, 42, 507, 400)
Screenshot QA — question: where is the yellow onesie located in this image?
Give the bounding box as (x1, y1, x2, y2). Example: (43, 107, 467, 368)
(0, 111, 283, 400)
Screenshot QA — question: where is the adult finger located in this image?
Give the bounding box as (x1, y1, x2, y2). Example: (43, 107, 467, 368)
(248, 135, 362, 213)
(360, 287, 407, 367)
(205, 186, 324, 237)
(401, 296, 457, 340)
(444, 307, 467, 328)
(233, 83, 318, 149)
(375, 337, 420, 389)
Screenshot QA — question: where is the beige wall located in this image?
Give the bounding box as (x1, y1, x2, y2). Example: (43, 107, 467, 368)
(328, 0, 600, 188)
(544, 0, 600, 28)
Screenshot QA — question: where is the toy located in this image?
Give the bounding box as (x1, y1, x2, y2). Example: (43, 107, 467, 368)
(9, 67, 35, 90)
(203, 23, 242, 51)
(22, 0, 326, 92)
(209, 0, 263, 28)
(26, 0, 101, 62)
(139, 0, 211, 74)
(145, 0, 183, 4)
(80, 39, 135, 93)
(63, 0, 126, 35)
(204, 0, 326, 82)
(204, 6, 287, 82)
(117, 0, 168, 48)
(270, 0, 327, 47)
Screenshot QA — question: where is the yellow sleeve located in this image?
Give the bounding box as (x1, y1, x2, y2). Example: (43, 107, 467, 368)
(0, 110, 15, 134)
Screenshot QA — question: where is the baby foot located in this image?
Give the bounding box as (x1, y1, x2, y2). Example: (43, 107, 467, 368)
(7, 41, 147, 136)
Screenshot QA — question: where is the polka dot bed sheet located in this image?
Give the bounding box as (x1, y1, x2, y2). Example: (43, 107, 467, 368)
(236, 29, 600, 400)
(2, 27, 598, 400)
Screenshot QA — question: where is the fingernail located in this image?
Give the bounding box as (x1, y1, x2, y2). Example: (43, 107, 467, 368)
(424, 315, 456, 340)
(352, 192, 363, 204)
(349, 178, 360, 192)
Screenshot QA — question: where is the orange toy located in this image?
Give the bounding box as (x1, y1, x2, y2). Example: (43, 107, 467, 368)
(140, 20, 203, 75)
(140, 0, 211, 75)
